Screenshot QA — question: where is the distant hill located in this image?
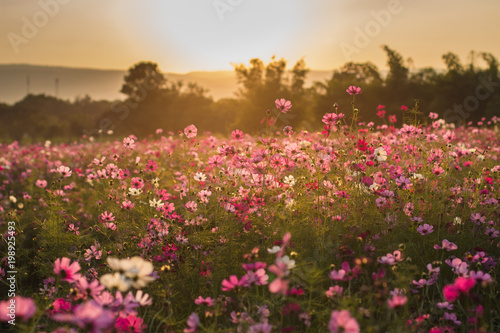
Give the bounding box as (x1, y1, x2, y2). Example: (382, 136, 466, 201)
(0, 64, 334, 105)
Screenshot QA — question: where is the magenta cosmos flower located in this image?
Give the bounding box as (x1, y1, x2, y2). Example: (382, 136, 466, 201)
(275, 98, 292, 113)
(54, 257, 82, 283)
(346, 86, 361, 96)
(329, 310, 360, 333)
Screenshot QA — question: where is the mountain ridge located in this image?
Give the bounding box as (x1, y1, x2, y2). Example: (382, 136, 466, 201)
(0, 64, 334, 105)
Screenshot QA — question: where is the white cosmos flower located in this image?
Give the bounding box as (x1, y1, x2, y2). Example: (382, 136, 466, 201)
(283, 175, 296, 186)
(373, 147, 388, 162)
(133, 290, 153, 306)
(100, 272, 131, 292)
(104, 256, 155, 290)
(194, 172, 207, 182)
(149, 198, 164, 208)
(267, 246, 281, 254)
(128, 188, 142, 196)
(277, 255, 296, 270)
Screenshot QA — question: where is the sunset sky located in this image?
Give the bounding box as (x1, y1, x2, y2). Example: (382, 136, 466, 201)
(2, 0, 500, 73)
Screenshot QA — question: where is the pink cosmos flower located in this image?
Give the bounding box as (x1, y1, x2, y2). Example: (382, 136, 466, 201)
(130, 177, 144, 189)
(100, 211, 115, 222)
(122, 200, 135, 210)
(184, 124, 198, 139)
(283, 126, 293, 136)
(329, 310, 360, 333)
(377, 250, 403, 265)
(145, 160, 158, 172)
(387, 295, 407, 308)
(248, 323, 273, 333)
(221, 275, 249, 291)
(417, 224, 434, 235)
(75, 277, 105, 299)
(434, 239, 458, 251)
(326, 285, 343, 298)
(0, 296, 37, 322)
(184, 312, 200, 333)
(57, 165, 72, 178)
(245, 268, 269, 286)
(194, 296, 215, 307)
(346, 86, 361, 96)
(52, 300, 114, 332)
(436, 302, 454, 310)
(388, 115, 397, 123)
(207, 155, 224, 167)
(376, 110, 386, 118)
(268, 261, 290, 295)
(36, 179, 47, 188)
(470, 271, 493, 286)
(322, 113, 338, 125)
(275, 98, 292, 113)
(123, 137, 136, 150)
(231, 129, 244, 140)
(54, 257, 82, 283)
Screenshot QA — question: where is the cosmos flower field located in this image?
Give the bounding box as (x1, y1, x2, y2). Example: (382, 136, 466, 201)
(1, 90, 500, 332)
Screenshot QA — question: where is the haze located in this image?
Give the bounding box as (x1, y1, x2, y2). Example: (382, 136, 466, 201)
(2, 0, 500, 73)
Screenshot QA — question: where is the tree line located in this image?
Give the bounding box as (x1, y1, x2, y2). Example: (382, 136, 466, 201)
(1, 45, 499, 142)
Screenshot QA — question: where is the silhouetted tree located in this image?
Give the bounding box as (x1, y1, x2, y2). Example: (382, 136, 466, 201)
(120, 62, 166, 103)
(382, 45, 409, 89)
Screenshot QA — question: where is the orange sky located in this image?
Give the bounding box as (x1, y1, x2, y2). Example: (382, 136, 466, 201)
(2, 0, 500, 73)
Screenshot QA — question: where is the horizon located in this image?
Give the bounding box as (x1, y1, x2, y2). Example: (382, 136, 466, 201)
(1, 61, 449, 74)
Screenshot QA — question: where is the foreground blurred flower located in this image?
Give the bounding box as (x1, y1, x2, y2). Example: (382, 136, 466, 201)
(101, 257, 155, 291)
(54, 257, 82, 283)
(434, 239, 458, 251)
(329, 309, 360, 333)
(443, 277, 476, 302)
(184, 312, 200, 333)
(0, 296, 37, 322)
(52, 300, 114, 332)
(275, 98, 292, 113)
(388, 295, 407, 308)
(346, 86, 361, 96)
